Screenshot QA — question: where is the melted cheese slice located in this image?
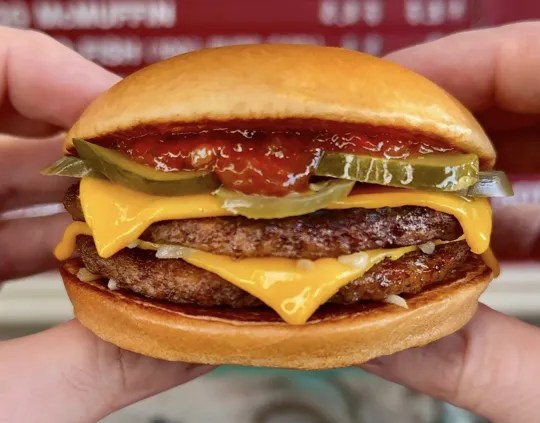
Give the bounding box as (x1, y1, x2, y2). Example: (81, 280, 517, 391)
(55, 221, 93, 259)
(172, 245, 417, 324)
(328, 190, 491, 254)
(56, 225, 418, 324)
(73, 177, 491, 258)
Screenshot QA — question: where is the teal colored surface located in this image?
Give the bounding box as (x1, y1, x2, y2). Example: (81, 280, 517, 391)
(211, 367, 481, 423)
(213, 365, 367, 377)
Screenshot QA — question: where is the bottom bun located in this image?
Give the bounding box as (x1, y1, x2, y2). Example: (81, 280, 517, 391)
(61, 259, 493, 370)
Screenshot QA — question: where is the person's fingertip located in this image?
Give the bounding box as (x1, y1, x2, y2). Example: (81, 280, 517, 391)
(1, 27, 120, 130)
(384, 22, 540, 115)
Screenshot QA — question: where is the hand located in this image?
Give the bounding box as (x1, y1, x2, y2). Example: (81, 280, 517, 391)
(0, 28, 211, 422)
(362, 22, 540, 422)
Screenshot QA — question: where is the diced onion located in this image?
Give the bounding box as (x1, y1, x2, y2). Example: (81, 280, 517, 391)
(107, 279, 118, 290)
(126, 241, 139, 249)
(156, 245, 193, 259)
(384, 294, 409, 309)
(76, 267, 100, 282)
(419, 241, 436, 255)
(337, 252, 369, 269)
(297, 259, 315, 270)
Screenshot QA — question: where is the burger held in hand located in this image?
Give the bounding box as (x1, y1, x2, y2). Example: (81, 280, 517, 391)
(44, 44, 512, 369)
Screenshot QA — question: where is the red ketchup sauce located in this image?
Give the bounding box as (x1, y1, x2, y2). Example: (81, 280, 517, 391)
(102, 124, 455, 196)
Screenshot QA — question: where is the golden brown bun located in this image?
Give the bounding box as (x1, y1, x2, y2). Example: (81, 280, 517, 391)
(66, 44, 495, 168)
(62, 259, 493, 370)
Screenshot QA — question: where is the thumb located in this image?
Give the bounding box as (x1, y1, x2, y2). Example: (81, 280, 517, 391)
(361, 305, 540, 422)
(0, 320, 212, 422)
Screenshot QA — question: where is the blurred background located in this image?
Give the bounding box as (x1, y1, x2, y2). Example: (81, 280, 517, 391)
(1, 1, 540, 422)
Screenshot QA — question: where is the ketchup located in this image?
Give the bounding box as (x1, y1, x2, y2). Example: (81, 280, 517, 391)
(109, 127, 454, 196)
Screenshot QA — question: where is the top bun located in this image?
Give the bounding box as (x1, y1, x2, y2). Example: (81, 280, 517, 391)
(66, 44, 495, 167)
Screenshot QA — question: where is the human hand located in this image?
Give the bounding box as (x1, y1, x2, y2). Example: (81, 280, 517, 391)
(0, 28, 211, 422)
(362, 22, 540, 422)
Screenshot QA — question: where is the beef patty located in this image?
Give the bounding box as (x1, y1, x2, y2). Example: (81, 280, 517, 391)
(77, 236, 475, 308)
(65, 184, 462, 259)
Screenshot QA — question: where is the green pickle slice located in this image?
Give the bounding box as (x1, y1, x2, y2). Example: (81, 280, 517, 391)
(41, 156, 100, 178)
(459, 171, 514, 197)
(73, 138, 220, 196)
(315, 152, 479, 192)
(43, 141, 512, 200)
(214, 179, 355, 219)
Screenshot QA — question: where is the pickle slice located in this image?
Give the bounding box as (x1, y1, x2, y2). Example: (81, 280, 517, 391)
(73, 138, 220, 196)
(315, 153, 479, 191)
(41, 156, 100, 178)
(215, 179, 355, 219)
(460, 171, 514, 197)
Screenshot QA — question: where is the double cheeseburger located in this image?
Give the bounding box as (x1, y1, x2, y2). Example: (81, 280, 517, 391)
(45, 44, 512, 369)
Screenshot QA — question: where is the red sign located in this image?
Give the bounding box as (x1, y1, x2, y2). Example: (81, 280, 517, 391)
(4, 0, 540, 74)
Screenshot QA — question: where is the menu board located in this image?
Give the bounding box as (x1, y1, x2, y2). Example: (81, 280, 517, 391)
(2, 0, 540, 74)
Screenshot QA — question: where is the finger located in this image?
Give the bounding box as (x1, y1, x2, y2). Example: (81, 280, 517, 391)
(491, 204, 540, 260)
(385, 22, 540, 127)
(0, 134, 73, 210)
(362, 305, 540, 422)
(0, 103, 57, 137)
(0, 212, 70, 282)
(0, 320, 212, 422)
(489, 127, 540, 174)
(474, 109, 540, 133)
(0, 27, 119, 135)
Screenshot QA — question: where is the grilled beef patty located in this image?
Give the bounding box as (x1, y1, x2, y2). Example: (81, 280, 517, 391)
(65, 184, 462, 259)
(77, 236, 475, 308)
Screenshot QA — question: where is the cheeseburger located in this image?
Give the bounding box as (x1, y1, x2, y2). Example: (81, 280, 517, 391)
(44, 44, 512, 369)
